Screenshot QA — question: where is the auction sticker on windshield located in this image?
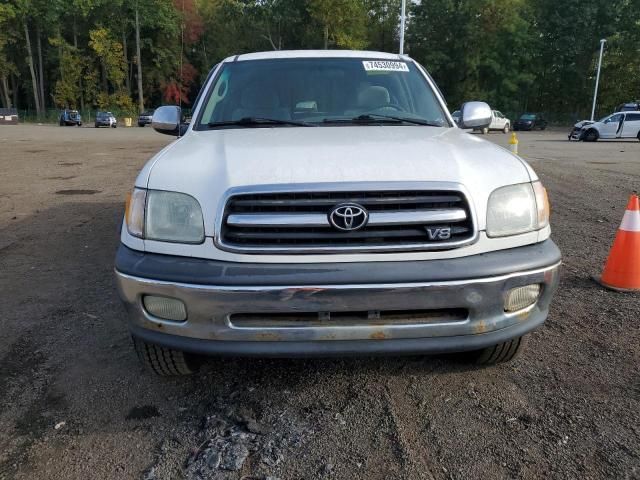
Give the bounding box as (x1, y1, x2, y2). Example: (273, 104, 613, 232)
(363, 61, 409, 72)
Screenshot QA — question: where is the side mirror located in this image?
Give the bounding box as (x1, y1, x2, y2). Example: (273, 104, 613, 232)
(460, 101, 492, 129)
(152, 106, 181, 136)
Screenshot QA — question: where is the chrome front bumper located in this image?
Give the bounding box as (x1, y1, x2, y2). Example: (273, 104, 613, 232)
(114, 243, 561, 356)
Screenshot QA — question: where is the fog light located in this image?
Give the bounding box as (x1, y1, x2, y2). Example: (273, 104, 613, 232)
(143, 295, 187, 321)
(504, 284, 541, 312)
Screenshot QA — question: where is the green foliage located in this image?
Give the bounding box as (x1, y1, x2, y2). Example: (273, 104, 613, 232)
(0, 3, 17, 78)
(2, 0, 639, 121)
(409, 0, 534, 111)
(89, 28, 127, 88)
(51, 39, 83, 108)
(408, 0, 639, 118)
(94, 90, 134, 114)
(364, 0, 400, 52)
(308, 0, 367, 49)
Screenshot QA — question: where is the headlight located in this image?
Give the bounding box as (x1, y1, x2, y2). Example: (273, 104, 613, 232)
(486, 182, 549, 237)
(124, 188, 205, 243)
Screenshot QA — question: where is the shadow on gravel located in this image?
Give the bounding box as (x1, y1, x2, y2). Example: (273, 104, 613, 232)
(0, 201, 125, 476)
(196, 352, 486, 382)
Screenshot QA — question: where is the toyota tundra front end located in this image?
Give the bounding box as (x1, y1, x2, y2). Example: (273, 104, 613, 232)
(115, 50, 560, 375)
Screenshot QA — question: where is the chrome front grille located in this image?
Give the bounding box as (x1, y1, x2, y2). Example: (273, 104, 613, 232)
(217, 185, 477, 254)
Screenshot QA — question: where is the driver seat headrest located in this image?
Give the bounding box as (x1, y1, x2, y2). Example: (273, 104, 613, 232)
(358, 86, 390, 108)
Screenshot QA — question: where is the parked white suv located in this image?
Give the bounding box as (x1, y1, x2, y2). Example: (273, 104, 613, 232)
(115, 51, 560, 375)
(476, 110, 510, 134)
(573, 111, 640, 141)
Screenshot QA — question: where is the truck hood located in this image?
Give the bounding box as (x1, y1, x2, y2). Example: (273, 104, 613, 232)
(142, 126, 533, 234)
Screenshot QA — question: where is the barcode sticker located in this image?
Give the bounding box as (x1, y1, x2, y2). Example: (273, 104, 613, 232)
(363, 61, 409, 72)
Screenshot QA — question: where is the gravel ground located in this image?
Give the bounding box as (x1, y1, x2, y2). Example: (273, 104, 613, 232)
(0, 125, 639, 480)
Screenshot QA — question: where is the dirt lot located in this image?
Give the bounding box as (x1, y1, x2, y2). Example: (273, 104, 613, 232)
(1, 125, 639, 480)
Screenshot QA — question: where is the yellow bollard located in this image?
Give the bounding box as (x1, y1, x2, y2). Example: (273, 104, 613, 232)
(124, 117, 132, 127)
(509, 132, 519, 155)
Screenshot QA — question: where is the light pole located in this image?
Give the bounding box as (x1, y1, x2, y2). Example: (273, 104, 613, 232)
(399, 0, 406, 55)
(590, 38, 606, 121)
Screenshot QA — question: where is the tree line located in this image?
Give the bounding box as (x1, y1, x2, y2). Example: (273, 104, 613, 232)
(0, 0, 638, 121)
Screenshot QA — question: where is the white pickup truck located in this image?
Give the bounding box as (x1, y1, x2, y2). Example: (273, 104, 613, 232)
(115, 50, 560, 375)
(476, 110, 511, 134)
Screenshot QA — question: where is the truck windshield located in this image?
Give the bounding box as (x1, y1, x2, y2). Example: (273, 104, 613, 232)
(196, 57, 449, 129)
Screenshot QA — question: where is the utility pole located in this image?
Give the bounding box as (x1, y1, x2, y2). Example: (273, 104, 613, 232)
(135, 2, 144, 113)
(590, 39, 606, 121)
(399, 0, 406, 55)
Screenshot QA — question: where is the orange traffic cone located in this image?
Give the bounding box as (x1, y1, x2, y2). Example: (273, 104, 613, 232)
(594, 194, 640, 291)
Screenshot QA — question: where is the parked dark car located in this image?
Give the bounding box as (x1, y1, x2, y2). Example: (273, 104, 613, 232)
(138, 110, 154, 127)
(59, 109, 82, 126)
(95, 111, 117, 128)
(514, 113, 547, 131)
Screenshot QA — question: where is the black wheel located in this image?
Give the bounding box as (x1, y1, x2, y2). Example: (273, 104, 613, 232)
(132, 337, 199, 376)
(470, 336, 526, 365)
(584, 129, 599, 142)
(59, 119, 64, 126)
(138, 123, 144, 127)
(637, 132, 640, 142)
(503, 124, 510, 134)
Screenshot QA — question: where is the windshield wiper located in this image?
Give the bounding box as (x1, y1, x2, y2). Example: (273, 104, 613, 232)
(322, 114, 442, 127)
(353, 114, 443, 126)
(208, 117, 315, 128)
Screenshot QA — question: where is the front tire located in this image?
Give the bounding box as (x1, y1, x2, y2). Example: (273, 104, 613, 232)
(133, 337, 198, 376)
(472, 336, 526, 365)
(503, 124, 510, 134)
(584, 129, 599, 142)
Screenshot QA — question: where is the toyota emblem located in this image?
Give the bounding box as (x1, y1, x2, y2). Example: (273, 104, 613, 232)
(328, 203, 369, 231)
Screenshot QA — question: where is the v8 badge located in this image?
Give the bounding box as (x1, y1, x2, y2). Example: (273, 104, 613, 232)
(426, 227, 451, 240)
